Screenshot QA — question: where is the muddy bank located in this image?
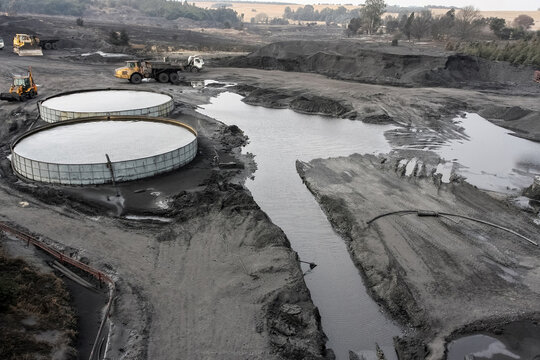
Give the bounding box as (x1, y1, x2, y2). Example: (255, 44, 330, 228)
(202, 67, 540, 142)
(223, 40, 539, 93)
(297, 151, 540, 359)
(479, 105, 540, 143)
(446, 319, 540, 359)
(232, 85, 355, 118)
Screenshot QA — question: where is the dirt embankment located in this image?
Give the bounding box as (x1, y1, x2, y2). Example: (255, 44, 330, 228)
(231, 84, 355, 118)
(0, 240, 77, 360)
(296, 151, 540, 359)
(223, 40, 540, 92)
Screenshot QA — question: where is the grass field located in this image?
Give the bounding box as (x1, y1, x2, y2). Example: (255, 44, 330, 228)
(194, 2, 540, 30)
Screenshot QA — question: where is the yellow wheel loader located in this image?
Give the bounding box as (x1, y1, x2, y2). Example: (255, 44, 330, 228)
(13, 34, 43, 56)
(0, 67, 38, 102)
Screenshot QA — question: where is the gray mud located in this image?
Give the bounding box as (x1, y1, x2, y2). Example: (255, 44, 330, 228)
(297, 151, 540, 360)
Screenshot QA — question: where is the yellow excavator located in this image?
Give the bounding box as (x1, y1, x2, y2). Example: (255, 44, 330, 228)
(13, 34, 43, 56)
(0, 67, 38, 102)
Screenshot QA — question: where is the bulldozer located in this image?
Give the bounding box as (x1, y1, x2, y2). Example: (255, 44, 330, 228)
(13, 34, 43, 56)
(0, 67, 38, 102)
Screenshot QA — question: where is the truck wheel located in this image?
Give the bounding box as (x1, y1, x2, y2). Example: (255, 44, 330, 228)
(130, 73, 142, 84)
(158, 72, 169, 83)
(169, 73, 179, 84)
(44, 42, 52, 50)
(52, 42, 58, 50)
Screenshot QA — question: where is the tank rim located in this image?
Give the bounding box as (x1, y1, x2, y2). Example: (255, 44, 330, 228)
(11, 115, 197, 166)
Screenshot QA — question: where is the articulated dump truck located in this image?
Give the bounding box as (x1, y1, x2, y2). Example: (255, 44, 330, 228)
(114, 56, 204, 84)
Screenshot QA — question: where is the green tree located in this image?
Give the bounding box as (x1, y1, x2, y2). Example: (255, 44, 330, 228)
(347, 17, 363, 36)
(431, 9, 455, 40)
(454, 6, 482, 40)
(513, 14, 535, 30)
(404, 12, 414, 40)
(119, 29, 129, 45)
(254, 12, 268, 23)
(384, 15, 399, 33)
(489, 17, 506, 36)
(361, 0, 386, 35)
(284, 6, 292, 19)
(410, 10, 432, 40)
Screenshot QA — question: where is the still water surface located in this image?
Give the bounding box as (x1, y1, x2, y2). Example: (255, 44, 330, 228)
(199, 91, 540, 359)
(199, 92, 401, 359)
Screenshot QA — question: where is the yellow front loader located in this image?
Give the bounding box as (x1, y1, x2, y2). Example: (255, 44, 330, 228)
(13, 34, 43, 56)
(0, 67, 38, 102)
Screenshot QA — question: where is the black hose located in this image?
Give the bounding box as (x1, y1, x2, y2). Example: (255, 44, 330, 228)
(367, 209, 537, 246)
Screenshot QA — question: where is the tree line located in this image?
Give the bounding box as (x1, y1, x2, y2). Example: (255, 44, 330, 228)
(344, 2, 537, 42)
(283, 5, 362, 24)
(0, 0, 241, 26)
(1, 0, 89, 16)
(342, 1, 539, 66)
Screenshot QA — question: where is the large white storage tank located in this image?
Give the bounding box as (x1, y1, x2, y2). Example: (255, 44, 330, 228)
(11, 116, 197, 185)
(38, 89, 174, 123)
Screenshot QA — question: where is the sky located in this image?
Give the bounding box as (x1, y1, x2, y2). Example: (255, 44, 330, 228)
(276, 0, 539, 11)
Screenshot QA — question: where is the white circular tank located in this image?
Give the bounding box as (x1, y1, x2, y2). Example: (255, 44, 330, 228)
(38, 89, 174, 123)
(11, 116, 197, 185)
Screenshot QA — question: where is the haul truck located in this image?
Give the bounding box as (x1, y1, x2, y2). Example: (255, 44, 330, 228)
(115, 56, 204, 84)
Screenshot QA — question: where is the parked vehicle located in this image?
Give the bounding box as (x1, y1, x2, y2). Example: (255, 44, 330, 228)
(114, 56, 204, 84)
(12, 34, 60, 56)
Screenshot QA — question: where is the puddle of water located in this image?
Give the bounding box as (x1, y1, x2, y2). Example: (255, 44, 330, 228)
(199, 92, 401, 359)
(124, 215, 173, 223)
(447, 334, 520, 360)
(448, 321, 540, 360)
(81, 51, 130, 58)
(435, 162, 454, 183)
(436, 113, 540, 193)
